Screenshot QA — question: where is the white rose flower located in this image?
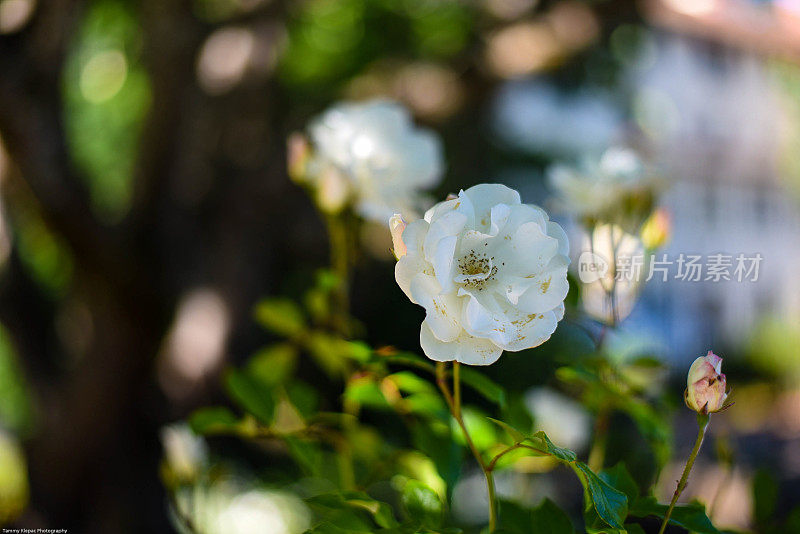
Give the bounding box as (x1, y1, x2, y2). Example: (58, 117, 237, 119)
(548, 147, 658, 230)
(160, 423, 208, 483)
(393, 184, 570, 365)
(304, 99, 444, 223)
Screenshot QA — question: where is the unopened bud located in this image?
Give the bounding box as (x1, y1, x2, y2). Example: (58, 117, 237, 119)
(287, 132, 311, 182)
(315, 167, 350, 214)
(389, 214, 407, 259)
(640, 208, 671, 250)
(685, 351, 729, 414)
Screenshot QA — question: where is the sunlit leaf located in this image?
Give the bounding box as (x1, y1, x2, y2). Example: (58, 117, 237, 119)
(224, 368, 275, 425)
(188, 406, 239, 435)
(401, 480, 443, 529)
(247, 343, 297, 386)
(344, 375, 392, 410)
(253, 298, 306, 337)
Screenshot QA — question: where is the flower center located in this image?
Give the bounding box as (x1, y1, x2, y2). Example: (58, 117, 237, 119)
(455, 251, 498, 291)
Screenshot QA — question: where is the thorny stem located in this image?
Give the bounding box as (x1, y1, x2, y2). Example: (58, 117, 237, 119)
(658, 413, 710, 534)
(436, 362, 498, 532)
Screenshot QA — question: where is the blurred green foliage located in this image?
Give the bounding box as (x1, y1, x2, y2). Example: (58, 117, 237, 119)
(62, 0, 151, 221)
(279, 0, 473, 92)
(0, 325, 33, 436)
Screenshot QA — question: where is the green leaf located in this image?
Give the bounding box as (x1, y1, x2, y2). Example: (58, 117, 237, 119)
(286, 381, 319, 419)
(224, 368, 275, 425)
(572, 462, 628, 530)
(388, 371, 438, 395)
(458, 367, 506, 407)
(498, 499, 573, 534)
(623, 524, 647, 534)
(188, 406, 239, 434)
(629, 496, 720, 534)
(344, 376, 392, 410)
(306, 493, 375, 531)
(284, 436, 323, 476)
(498, 500, 532, 534)
(401, 480, 443, 529)
(454, 408, 497, 451)
(341, 491, 399, 528)
(530, 431, 577, 462)
(599, 463, 639, 504)
(487, 417, 526, 444)
(254, 298, 306, 337)
(379, 350, 437, 373)
(529, 499, 575, 534)
(306, 332, 352, 377)
(752, 469, 778, 525)
(411, 420, 462, 491)
(247, 343, 297, 386)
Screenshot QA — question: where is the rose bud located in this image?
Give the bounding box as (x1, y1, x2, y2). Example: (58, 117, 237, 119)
(685, 351, 729, 414)
(287, 132, 311, 182)
(389, 214, 407, 259)
(640, 207, 671, 250)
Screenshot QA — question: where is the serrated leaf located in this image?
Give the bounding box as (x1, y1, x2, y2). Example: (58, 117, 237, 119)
(253, 298, 306, 337)
(188, 406, 239, 434)
(530, 431, 577, 462)
(224, 368, 275, 425)
(600, 463, 639, 504)
(629, 496, 720, 534)
(573, 462, 628, 530)
(402, 480, 443, 529)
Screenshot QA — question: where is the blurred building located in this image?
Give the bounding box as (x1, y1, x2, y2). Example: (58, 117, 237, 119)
(495, 0, 800, 363)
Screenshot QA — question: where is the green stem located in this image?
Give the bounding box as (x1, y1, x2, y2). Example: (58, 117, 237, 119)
(326, 213, 351, 335)
(436, 362, 498, 532)
(587, 407, 610, 472)
(658, 413, 710, 534)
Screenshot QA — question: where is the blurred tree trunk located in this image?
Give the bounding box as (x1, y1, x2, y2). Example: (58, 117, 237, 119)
(0, 0, 303, 530)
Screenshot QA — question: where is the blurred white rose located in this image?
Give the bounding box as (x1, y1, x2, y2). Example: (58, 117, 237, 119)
(171, 476, 310, 534)
(161, 423, 209, 484)
(394, 184, 569, 365)
(548, 147, 659, 230)
(300, 99, 444, 222)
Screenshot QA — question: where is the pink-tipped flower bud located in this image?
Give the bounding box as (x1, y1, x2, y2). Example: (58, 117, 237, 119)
(640, 207, 671, 250)
(685, 351, 729, 414)
(389, 214, 407, 259)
